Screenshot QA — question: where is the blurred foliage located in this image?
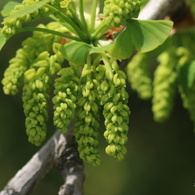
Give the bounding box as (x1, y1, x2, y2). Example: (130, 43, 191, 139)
(0, 0, 195, 195)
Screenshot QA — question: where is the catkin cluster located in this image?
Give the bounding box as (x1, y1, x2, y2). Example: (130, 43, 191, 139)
(22, 51, 51, 146)
(23, 46, 63, 146)
(1, 0, 71, 38)
(152, 51, 178, 122)
(73, 58, 130, 164)
(23, 45, 63, 145)
(103, 0, 141, 27)
(127, 52, 152, 99)
(96, 58, 130, 161)
(2, 0, 50, 37)
(2, 30, 131, 165)
(2, 22, 65, 145)
(74, 64, 101, 166)
(2, 22, 66, 96)
(53, 67, 79, 133)
(1, 0, 132, 164)
(2, 48, 30, 95)
(126, 40, 195, 126)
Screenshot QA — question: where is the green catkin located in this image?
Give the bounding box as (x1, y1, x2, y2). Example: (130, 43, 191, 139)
(126, 52, 152, 99)
(152, 51, 178, 122)
(49, 42, 65, 74)
(1, 0, 51, 37)
(98, 58, 130, 161)
(1, 0, 134, 164)
(53, 67, 79, 132)
(103, 0, 141, 27)
(74, 65, 101, 166)
(2, 48, 29, 95)
(1, 0, 70, 38)
(22, 51, 51, 146)
(1, 22, 66, 95)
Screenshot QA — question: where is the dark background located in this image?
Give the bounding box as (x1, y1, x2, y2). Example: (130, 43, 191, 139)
(0, 1, 195, 194)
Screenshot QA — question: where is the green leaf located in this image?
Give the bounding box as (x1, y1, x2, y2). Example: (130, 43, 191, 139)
(1, 1, 20, 17)
(109, 19, 173, 59)
(0, 29, 7, 51)
(60, 41, 92, 65)
(109, 26, 134, 59)
(130, 19, 173, 52)
(4, 0, 50, 22)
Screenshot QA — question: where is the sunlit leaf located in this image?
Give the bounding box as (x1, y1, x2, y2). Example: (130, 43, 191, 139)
(4, 0, 50, 22)
(1, 1, 20, 17)
(129, 19, 173, 52)
(60, 41, 92, 65)
(109, 19, 173, 59)
(0, 29, 7, 51)
(109, 26, 134, 59)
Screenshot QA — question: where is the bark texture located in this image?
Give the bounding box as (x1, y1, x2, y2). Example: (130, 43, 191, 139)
(0, 131, 85, 195)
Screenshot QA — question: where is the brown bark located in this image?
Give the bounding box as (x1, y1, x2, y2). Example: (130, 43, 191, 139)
(0, 130, 85, 195)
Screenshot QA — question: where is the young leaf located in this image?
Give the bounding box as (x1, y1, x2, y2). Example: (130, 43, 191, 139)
(60, 41, 92, 65)
(109, 26, 134, 59)
(129, 19, 173, 53)
(0, 29, 7, 51)
(109, 19, 173, 59)
(1, 1, 20, 17)
(4, 0, 50, 22)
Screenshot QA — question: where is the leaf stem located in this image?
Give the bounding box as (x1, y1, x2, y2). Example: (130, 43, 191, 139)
(89, 0, 98, 32)
(16, 27, 81, 41)
(49, 14, 77, 35)
(91, 20, 109, 41)
(78, 0, 89, 32)
(45, 4, 88, 41)
(68, 3, 88, 35)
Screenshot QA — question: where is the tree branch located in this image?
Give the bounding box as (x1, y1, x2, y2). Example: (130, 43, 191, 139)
(56, 132, 85, 195)
(0, 130, 85, 195)
(138, 0, 185, 20)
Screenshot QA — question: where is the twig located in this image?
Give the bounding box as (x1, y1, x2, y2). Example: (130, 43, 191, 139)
(138, 0, 185, 20)
(56, 131, 85, 195)
(0, 130, 84, 195)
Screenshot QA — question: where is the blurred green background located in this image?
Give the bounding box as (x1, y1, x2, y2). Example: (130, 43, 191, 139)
(0, 1, 195, 195)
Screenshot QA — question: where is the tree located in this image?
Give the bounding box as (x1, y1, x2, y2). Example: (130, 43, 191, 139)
(0, 0, 195, 195)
